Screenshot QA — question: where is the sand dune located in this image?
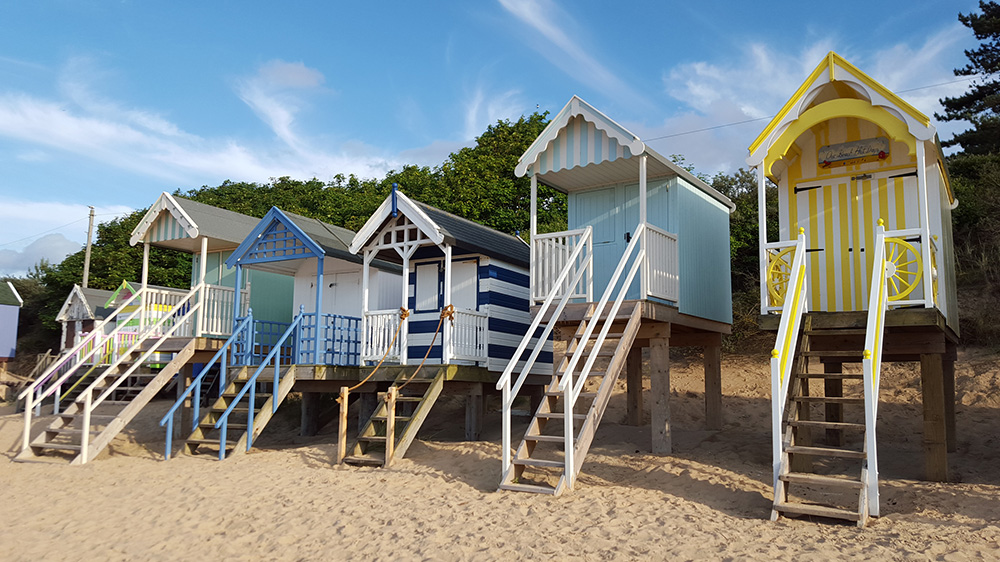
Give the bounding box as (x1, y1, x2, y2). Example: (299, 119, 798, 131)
(2, 349, 999, 561)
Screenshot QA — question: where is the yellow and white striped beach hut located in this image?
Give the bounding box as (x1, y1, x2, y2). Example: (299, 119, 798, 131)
(748, 52, 958, 333)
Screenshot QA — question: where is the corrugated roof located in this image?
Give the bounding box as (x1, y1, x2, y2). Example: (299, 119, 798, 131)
(414, 202, 530, 268)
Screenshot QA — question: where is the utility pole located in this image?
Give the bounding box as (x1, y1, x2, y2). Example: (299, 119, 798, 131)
(82, 206, 95, 288)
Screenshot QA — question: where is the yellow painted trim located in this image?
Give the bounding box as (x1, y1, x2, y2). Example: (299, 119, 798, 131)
(838, 182, 852, 310)
(808, 189, 821, 310)
(823, 185, 836, 312)
(851, 182, 864, 310)
(749, 51, 930, 156)
(764, 99, 916, 177)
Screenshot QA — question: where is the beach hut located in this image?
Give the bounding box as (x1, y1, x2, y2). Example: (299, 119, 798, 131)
(55, 284, 114, 352)
(335, 188, 549, 466)
(497, 96, 735, 495)
(0, 281, 23, 363)
(748, 52, 960, 525)
(17, 193, 293, 465)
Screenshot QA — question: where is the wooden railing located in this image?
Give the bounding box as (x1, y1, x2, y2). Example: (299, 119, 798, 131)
(531, 227, 593, 303)
(644, 224, 679, 302)
(362, 309, 402, 362)
(450, 308, 487, 362)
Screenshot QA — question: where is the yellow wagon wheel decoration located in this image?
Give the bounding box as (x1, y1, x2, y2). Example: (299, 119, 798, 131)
(883, 237, 923, 301)
(766, 246, 796, 307)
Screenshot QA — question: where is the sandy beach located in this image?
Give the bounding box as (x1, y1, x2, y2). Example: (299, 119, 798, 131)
(3, 349, 999, 561)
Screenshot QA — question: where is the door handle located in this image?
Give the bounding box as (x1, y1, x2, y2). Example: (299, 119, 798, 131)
(624, 232, 632, 243)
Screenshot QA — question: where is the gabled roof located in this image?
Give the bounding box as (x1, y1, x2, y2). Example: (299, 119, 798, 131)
(349, 190, 531, 268)
(515, 96, 734, 211)
(0, 281, 22, 307)
(227, 207, 400, 276)
(129, 192, 263, 253)
(747, 51, 935, 168)
(56, 284, 115, 321)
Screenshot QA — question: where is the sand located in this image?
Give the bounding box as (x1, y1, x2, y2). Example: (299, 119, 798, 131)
(2, 349, 999, 561)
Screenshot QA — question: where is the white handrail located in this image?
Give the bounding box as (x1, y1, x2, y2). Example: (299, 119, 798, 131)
(558, 223, 646, 488)
(362, 309, 402, 362)
(531, 227, 593, 302)
(861, 222, 889, 517)
(770, 229, 808, 500)
(497, 226, 593, 478)
(450, 309, 488, 362)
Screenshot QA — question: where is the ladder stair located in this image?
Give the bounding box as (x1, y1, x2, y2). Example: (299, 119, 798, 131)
(499, 302, 643, 495)
(344, 370, 445, 467)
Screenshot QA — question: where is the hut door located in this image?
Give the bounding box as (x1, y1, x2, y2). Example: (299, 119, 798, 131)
(850, 168, 921, 304)
(572, 186, 618, 299)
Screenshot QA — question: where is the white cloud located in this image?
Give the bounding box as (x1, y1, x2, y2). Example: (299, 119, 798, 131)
(648, 28, 972, 176)
(463, 86, 523, 140)
(498, 0, 651, 109)
(0, 234, 81, 276)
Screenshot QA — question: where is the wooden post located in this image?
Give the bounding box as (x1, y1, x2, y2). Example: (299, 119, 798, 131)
(300, 391, 320, 437)
(465, 382, 484, 441)
(704, 344, 722, 431)
(944, 355, 956, 453)
(179, 364, 194, 438)
(920, 353, 949, 482)
(626, 346, 643, 426)
(650, 337, 671, 455)
(824, 361, 845, 446)
(337, 387, 348, 464)
(385, 387, 397, 467)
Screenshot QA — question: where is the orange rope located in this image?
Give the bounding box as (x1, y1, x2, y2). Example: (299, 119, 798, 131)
(338, 307, 410, 401)
(396, 305, 454, 392)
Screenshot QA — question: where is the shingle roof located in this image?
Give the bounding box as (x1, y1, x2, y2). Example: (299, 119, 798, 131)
(280, 210, 361, 264)
(171, 196, 264, 245)
(414, 202, 530, 268)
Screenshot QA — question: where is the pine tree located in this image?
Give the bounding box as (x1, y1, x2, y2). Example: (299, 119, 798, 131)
(937, 1, 1000, 154)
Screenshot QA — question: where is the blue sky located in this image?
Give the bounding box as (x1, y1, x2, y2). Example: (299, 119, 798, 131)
(0, 0, 981, 276)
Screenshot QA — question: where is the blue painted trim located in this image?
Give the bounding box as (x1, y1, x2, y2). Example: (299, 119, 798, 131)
(487, 317, 546, 338)
(226, 206, 324, 268)
(408, 319, 442, 333)
(407, 344, 442, 360)
(482, 264, 529, 288)
(478, 291, 529, 312)
(489, 343, 553, 364)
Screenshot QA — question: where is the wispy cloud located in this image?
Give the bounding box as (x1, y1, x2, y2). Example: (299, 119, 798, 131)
(498, 0, 651, 109)
(463, 85, 523, 140)
(645, 28, 972, 176)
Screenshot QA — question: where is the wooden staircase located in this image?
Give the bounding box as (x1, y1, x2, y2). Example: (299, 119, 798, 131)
(15, 339, 197, 465)
(344, 370, 445, 467)
(182, 365, 297, 459)
(772, 317, 873, 525)
(499, 302, 642, 495)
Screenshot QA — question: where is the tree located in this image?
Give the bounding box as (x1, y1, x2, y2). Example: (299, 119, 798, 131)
(937, 1, 1000, 154)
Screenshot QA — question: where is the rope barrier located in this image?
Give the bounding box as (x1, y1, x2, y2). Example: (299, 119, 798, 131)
(338, 307, 410, 400)
(397, 305, 453, 392)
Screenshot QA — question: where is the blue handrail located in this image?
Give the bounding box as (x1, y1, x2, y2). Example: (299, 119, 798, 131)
(159, 311, 255, 460)
(214, 306, 305, 459)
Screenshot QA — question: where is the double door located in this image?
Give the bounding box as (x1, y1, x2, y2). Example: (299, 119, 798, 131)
(792, 168, 920, 311)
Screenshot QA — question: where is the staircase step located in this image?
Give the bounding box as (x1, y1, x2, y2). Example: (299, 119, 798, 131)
(512, 458, 565, 468)
(344, 455, 385, 467)
(793, 396, 864, 405)
(774, 501, 861, 522)
(185, 438, 229, 447)
(786, 445, 866, 459)
(46, 428, 101, 436)
(199, 423, 247, 431)
(524, 434, 565, 443)
(535, 412, 586, 421)
(498, 482, 557, 495)
(33, 442, 83, 452)
(59, 413, 117, 422)
(545, 390, 597, 399)
(372, 415, 413, 423)
(801, 350, 864, 358)
(795, 372, 864, 380)
(788, 420, 866, 431)
(805, 329, 867, 336)
(358, 436, 389, 443)
(780, 472, 864, 489)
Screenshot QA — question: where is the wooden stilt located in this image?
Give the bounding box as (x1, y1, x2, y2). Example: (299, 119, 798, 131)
(465, 383, 484, 441)
(650, 337, 671, 455)
(179, 364, 194, 437)
(704, 344, 722, 431)
(300, 391, 320, 437)
(943, 355, 956, 453)
(920, 353, 949, 482)
(337, 387, 348, 464)
(626, 346, 643, 426)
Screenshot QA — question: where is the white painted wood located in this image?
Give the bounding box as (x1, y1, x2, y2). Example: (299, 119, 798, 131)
(443, 245, 453, 364)
(645, 224, 679, 302)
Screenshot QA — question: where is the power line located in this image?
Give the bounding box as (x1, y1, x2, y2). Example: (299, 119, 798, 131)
(0, 211, 129, 248)
(645, 76, 977, 142)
